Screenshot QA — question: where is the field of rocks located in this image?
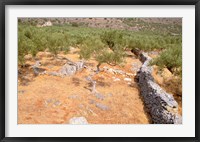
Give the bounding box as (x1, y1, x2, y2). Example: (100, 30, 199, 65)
(18, 18, 182, 124)
(18, 48, 152, 124)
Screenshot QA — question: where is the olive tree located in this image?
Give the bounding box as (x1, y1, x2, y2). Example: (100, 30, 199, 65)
(80, 33, 125, 73)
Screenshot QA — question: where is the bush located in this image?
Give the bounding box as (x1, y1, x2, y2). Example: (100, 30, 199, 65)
(150, 45, 182, 77)
(126, 33, 182, 52)
(18, 20, 182, 77)
(96, 50, 125, 66)
(18, 33, 29, 64)
(80, 36, 125, 71)
(79, 38, 105, 60)
(71, 22, 79, 27)
(100, 30, 125, 51)
(44, 31, 69, 55)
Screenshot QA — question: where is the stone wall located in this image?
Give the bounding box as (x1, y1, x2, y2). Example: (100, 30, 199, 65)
(136, 53, 182, 124)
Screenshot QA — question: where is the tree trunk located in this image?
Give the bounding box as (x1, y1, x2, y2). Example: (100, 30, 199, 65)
(96, 63, 101, 73)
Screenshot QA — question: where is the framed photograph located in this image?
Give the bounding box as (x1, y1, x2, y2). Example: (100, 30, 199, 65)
(0, 0, 199, 141)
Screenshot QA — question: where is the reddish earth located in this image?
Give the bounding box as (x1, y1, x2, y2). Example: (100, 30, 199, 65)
(18, 49, 151, 124)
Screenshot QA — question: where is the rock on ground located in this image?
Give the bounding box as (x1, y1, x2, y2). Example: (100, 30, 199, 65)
(59, 60, 84, 76)
(113, 78, 120, 81)
(95, 103, 110, 111)
(124, 78, 132, 82)
(69, 117, 88, 124)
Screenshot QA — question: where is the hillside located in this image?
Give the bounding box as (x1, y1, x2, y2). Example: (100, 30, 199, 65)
(18, 18, 182, 124)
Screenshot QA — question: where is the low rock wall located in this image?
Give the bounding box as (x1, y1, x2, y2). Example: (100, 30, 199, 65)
(136, 53, 182, 124)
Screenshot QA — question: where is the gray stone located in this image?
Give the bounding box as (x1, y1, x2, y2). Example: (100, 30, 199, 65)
(46, 99, 53, 103)
(114, 78, 120, 81)
(136, 52, 182, 124)
(107, 93, 113, 97)
(48, 72, 59, 76)
(59, 64, 76, 76)
(54, 100, 61, 106)
(95, 103, 109, 111)
(32, 61, 46, 75)
(131, 63, 141, 72)
(124, 78, 132, 82)
(94, 92, 104, 100)
(174, 114, 182, 124)
(68, 95, 79, 99)
(79, 104, 84, 108)
(89, 99, 95, 104)
(58, 60, 85, 76)
(69, 117, 88, 124)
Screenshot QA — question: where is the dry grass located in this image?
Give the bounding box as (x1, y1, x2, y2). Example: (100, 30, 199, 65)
(18, 50, 150, 124)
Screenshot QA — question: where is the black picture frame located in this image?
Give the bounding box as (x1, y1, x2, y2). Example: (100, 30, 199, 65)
(0, 0, 199, 142)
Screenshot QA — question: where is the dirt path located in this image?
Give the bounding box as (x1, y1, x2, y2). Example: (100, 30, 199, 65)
(18, 50, 151, 124)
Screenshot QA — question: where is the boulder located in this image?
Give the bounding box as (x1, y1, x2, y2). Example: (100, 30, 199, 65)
(59, 60, 85, 76)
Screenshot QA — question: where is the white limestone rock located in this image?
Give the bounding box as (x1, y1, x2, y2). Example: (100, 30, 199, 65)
(69, 117, 88, 124)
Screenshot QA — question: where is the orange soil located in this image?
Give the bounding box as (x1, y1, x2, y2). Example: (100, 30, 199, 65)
(18, 51, 150, 124)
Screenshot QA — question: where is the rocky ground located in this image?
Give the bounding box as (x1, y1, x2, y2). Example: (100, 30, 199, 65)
(18, 47, 182, 124)
(20, 18, 182, 33)
(18, 48, 151, 124)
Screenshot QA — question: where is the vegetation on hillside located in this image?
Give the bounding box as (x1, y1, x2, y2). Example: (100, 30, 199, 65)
(18, 19, 182, 77)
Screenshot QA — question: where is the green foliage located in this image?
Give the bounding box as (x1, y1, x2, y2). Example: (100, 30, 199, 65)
(18, 24, 70, 59)
(47, 32, 69, 55)
(18, 20, 182, 77)
(18, 32, 29, 64)
(24, 29, 32, 39)
(100, 30, 125, 51)
(79, 38, 105, 60)
(80, 34, 125, 69)
(96, 50, 125, 66)
(150, 46, 182, 77)
(71, 22, 79, 27)
(126, 33, 182, 51)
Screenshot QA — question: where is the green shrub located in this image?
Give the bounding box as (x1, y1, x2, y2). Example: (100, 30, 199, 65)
(79, 38, 105, 60)
(80, 36, 125, 71)
(24, 29, 32, 39)
(96, 50, 125, 66)
(18, 20, 182, 77)
(100, 30, 124, 51)
(18, 33, 29, 64)
(71, 22, 79, 27)
(150, 45, 182, 77)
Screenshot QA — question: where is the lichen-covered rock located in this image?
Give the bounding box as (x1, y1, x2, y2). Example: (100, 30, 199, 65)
(59, 64, 77, 76)
(137, 52, 182, 124)
(58, 60, 85, 76)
